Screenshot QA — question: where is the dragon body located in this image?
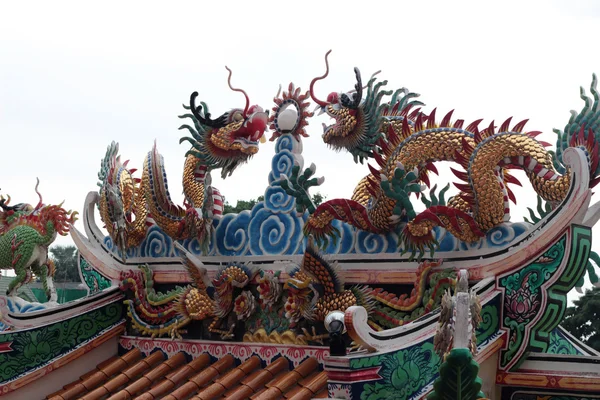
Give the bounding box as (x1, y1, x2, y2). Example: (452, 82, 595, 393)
(0, 182, 77, 301)
(98, 143, 148, 254)
(121, 249, 255, 339)
(287, 51, 600, 256)
(283, 237, 373, 327)
(100, 68, 268, 256)
(370, 261, 457, 330)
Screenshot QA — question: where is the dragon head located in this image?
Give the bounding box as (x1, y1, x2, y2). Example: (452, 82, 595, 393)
(181, 67, 269, 179)
(284, 268, 317, 327)
(212, 263, 255, 318)
(97, 143, 140, 260)
(309, 50, 390, 163)
(38, 203, 78, 236)
(105, 184, 128, 260)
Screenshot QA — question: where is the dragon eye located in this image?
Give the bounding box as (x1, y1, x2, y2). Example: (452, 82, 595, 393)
(232, 112, 243, 121)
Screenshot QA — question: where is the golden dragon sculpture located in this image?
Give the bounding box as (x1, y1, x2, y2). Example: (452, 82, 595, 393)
(284, 237, 374, 329)
(282, 51, 600, 257)
(98, 67, 269, 258)
(120, 243, 256, 339)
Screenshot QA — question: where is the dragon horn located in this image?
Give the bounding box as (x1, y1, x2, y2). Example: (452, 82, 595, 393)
(0, 194, 9, 210)
(349, 70, 381, 94)
(225, 66, 250, 117)
(189, 92, 225, 128)
(342, 67, 363, 109)
(33, 177, 43, 211)
(309, 50, 332, 107)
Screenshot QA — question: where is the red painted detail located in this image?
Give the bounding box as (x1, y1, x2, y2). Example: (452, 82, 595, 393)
(512, 119, 529, 132)
(531, 163, 544, 175)
(315, 199, 382, 233)
(543, 170, 556, 180)
(326, 367, 382, 383)
(499, 117, 513, 132)
(0, 342, 13, 353)
(426, 108, 437, 129)
(440, 110, 454, 127)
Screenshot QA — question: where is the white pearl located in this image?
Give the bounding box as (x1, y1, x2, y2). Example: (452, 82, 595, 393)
(278, 107, 298, 132)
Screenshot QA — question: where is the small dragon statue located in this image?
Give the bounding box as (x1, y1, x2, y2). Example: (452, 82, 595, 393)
(433, 270, 482, 358)
(369, 260, 458, 330)
(0, 180, 78, 301)
(121, 244, 256, 339)
(99, 67, 269, 256)
(284, 237, 374, 330)
(98, 142, 148, 259)
(284, 51, 600, 258)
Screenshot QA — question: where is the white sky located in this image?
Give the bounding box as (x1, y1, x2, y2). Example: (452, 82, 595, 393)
(1, 0, 599, 300)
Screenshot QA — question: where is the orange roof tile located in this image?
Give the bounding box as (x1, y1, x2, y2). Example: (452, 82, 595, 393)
(48, 349, 143, 400)
(253, 358, 320, 400)
(135, 353, 211, 399)
(163, 354, 235, 400)
(194, 356, 261, 399)
(44, 345, 327, 400)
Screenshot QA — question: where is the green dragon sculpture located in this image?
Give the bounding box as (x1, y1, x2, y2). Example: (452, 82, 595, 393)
(0, 181, 78, 301)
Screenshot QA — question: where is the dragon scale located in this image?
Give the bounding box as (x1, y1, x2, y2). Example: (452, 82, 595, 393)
(142, 149, 212, 240)
(298, 52, 600, 255)
(98, 161, 148, 248)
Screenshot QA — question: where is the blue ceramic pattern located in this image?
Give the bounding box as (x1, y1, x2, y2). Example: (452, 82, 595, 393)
(103, 133, 533, 258)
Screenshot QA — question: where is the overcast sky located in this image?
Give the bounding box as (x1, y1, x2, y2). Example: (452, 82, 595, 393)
(2, 1, 599, 298)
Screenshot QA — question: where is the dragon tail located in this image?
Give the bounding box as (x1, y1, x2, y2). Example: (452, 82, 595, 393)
(401, 206, 485, 258)
(142, 143, 188, 239)
(554, 73, 600, 188)
(119, 267, 183, 322)
(370, 260, 439, 312)
(349, 285, 375, 314)
(304, 199, 384, 248)
(370, 265, 456, 330)
(124, 300, 190, 338)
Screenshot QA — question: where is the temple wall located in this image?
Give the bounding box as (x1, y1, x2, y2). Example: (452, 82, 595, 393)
(479, 351, 499, 399)
(2, 336, 119, 400)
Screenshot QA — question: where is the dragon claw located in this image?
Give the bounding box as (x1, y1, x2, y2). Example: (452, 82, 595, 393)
(301, 326, 326, 345)
(279, 163, 324, 214)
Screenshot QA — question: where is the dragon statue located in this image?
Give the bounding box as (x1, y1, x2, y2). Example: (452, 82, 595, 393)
(121, 235, 380, 342)
(121, 244, 256, 339)
(98, 143, 148, 257)
(284, 237, 374, 329)
(283, 51, 600, 258)
(0, 180, 78, 301)
(369, 260, 458, 330)
(433, 270, 482, 358)
(99, 67, 269, 257)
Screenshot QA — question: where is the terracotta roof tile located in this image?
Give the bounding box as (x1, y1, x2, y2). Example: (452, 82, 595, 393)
(220, 356, 290, 400)
(164, 354, 235, 400)
(79, 351, 166, 400)
(286, 371, 328, 400)
(48, 349, 142, 400)
(45, 346, 326, 400)
(193, 356, 261, 400)
(107, 352, 187, 400)
(222, 384, 254, 400)
(283, 385, 304, 399)
(135, 353, 211, 399)
(253, 358, 320, 400)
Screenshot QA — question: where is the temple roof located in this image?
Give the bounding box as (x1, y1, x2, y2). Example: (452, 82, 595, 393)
(46, 348, 328, 400)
